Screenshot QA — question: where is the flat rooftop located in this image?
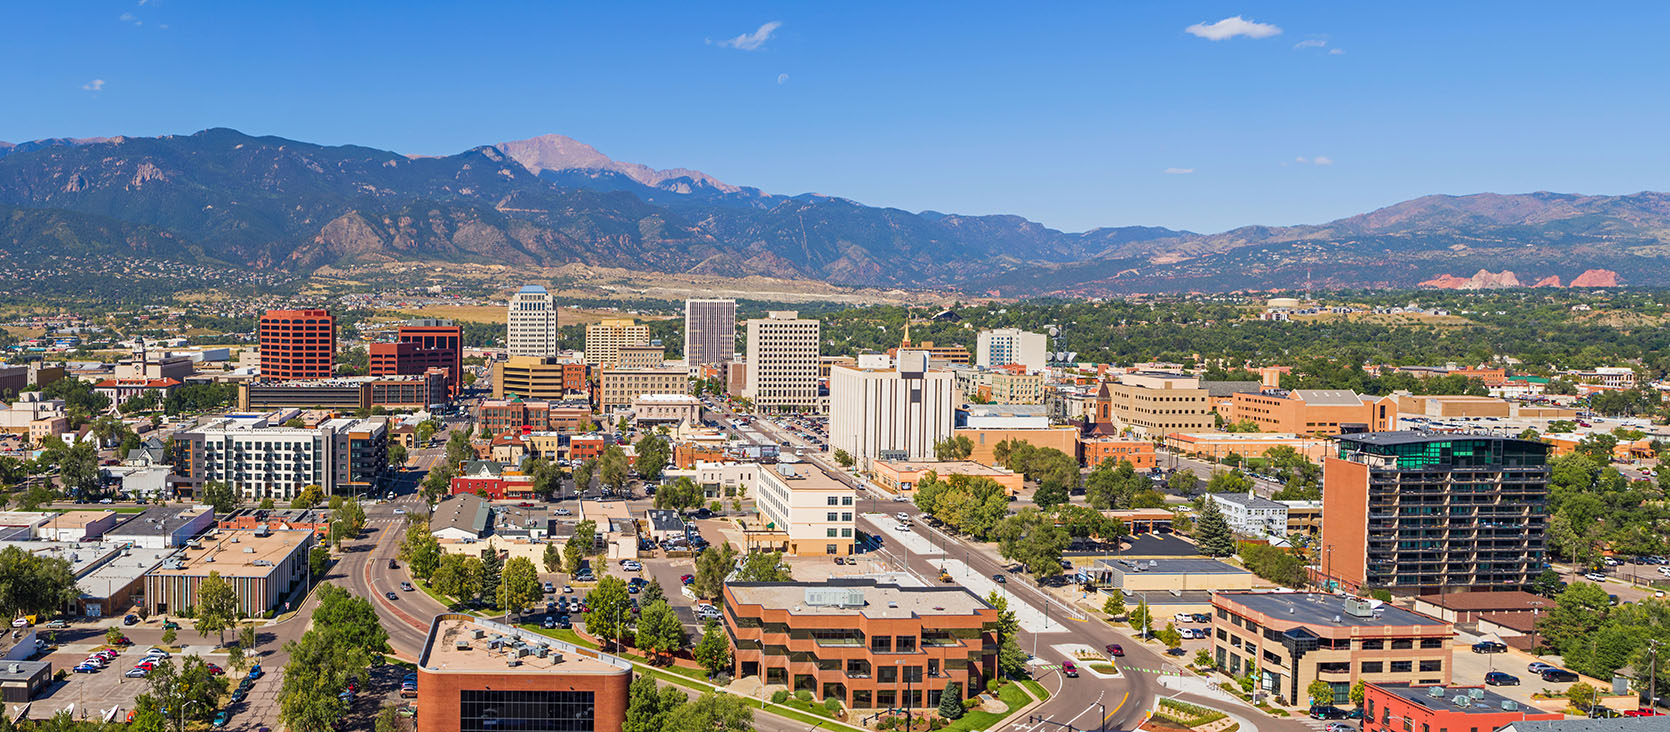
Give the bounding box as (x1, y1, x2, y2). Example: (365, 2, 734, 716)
(1372, 683, 1533, 716)
(42, 510, 115, 529)
(421, 615, 630, 676)
(876, 460, 1013, 476)
(1095, 558, 1247, 575)
(109, 507, 211, 537)
(3, 541, 124, 576)
(727, 580, 990, 620)
(1218, 592, 1448, 629)
(79, 545, 178, 599)
(148, 528, 311, 578)
(764, 463, 853, 493)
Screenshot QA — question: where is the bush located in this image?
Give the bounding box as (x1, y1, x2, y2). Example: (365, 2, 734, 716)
(823, 697, 842, 713)
(771, 690, 789, 704)
(876, 719, 896, 731)
(795, 689, 812, 702)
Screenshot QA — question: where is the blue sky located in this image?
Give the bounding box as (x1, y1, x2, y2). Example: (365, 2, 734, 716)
(5, 2, 1669, 233)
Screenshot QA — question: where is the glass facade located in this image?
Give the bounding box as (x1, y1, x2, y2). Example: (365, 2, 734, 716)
(460, 689, 596, 732)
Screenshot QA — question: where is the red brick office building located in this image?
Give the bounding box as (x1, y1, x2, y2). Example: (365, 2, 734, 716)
(1362, 682, 1561, 732)
(416, 614, 631, 732)
(259, 309, 336, 380)
(371, 321, 463, 397)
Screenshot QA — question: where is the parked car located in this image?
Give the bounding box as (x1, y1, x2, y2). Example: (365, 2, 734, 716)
(1061, 661, 1078, 678)
(1485, 672, 1520, 686)
(1472, 641, 1508, 654)
(45, 619, 67, 629)
(1104, 643, 1124, 657)
(73, 663, 99, 674)
(1309, 706, 1349, 720)
(122, 614, 140, 626)
(401, 681, 418, 699)
(206, 663, 224, 675)
(680, 574, 695, 585)
(1586, 572, 1608, 582)
(1528, 662, 1558, 674)
(543, 582, 556, 593)
(1174, 613, 1196, 623)
(213, 710, 230, 728)
(125, 667, 149, 678)
(248, 664, 263, 680)
(1325, 724, 1354, 732)
(1541, 669, 1580, 683)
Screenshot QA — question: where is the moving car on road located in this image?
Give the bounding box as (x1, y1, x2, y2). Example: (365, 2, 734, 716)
(1061, 661, 1078, 678)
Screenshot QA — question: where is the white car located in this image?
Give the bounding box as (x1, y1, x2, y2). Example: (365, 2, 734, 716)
(894, 523, 912, 532)
(9, 618, 25, 628)
(892, 494, 909, 502)
(1174, 613, 1195, 623)
(894, 513, 910, 523)
(393, 508, 406, 515)
(1585, 572, 1608, 582)
(1656, 566, 1670, 576)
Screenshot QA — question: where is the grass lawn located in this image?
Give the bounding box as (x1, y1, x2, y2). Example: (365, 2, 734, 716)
(414, 580, 471, 611)
(1017, 679, 1050, 702)
(775, 696, 840, 721)
(1089, 663, 1117, 674)
(946, 682, 1034, 732)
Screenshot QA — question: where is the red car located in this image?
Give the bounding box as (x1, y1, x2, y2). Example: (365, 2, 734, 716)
(206, 663, 224, 675)
(134, 661, 155, 671)
(1105, 643, 1124, 657)
(680, 574, 695, 585)
(1626, 709, 1666, 717)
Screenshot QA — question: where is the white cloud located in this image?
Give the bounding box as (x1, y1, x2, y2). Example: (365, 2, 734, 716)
(1328, 48, 1345, 55)
(82, 79, 105, 92)
(715, 21, 781, 51)
(1163, 167, 1195, 175)
(1293, 39, 1326, 49)
(777, 73, 790, 85)
(1185, 16, 1281, 41)
(1295, 156, 1334, 166)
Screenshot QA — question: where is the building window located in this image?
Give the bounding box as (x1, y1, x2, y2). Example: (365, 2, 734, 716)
(1361, 661, 1383, 674)
(1419, 660, 1442, 673)
(1390, 661, 1412, 673)
(459, 689, 594, 732)
(1419, 638, 1444, 649)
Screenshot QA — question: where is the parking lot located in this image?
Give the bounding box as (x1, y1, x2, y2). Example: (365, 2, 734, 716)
(1448, 641, 1605, 711)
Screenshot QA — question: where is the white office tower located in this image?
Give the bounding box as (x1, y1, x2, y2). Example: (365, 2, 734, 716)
(507, 285, 559, 357)
(684, 298, 737, 367)
(744, 311, 821, 413)
(976, 328, 1049, 373)
(829, 351, 957, 471)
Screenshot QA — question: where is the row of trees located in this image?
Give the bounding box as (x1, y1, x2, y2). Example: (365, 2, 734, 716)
(993, 440, 1079, 508)
(1536, 582, 1670, 701)
(279, 584, 391, 732)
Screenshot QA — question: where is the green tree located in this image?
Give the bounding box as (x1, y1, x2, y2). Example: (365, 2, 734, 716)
(1102, 593, 1125, 618)
(565, 519, 597, 575)
(636, 599, 686, 664)
(1567, 682, 1597, 710)
(1239, 543, 1309, 588)
(277, 628, 352, 732)
(202, 480, 237, 514)
(598, 446, 630, 495)
(585, 575, 632, 650)
(1349, 680, 1367, 706)
(693, 542, 739, 600)
(386, 442, 408, 470)
(431, 553, 482, 602)
(160, 626, 177, 647)
(401, 521, 442, 580)
(1129, 598, 1152, 638)
(692, 618, 731, 677)
(498, 556, 543, 617)
(934, 435, 973, 461)
(193, 571, 240, 646)
(573, 459, 596, 494)
(653, 477, 704, 513)
(1308, 679, 1337, 707)
(0, 545, 80, 620)
(291, 484, 325, 509)
(938, 681, 965, 720)
(543, 542, 563, 573)
(634, 435, 670, 481)
(993, 508, 1069, 579)
(735, 551, 792, 582)
(1194, 498, 1236, 557)
(143, 655, 230, 732)
(58, 440, 101, 499)
(1206, 469, 1253, 493)
(478, 549, 504, 607)
(375, 702, 400, 732)
(1156, 621, 1181, 649)
(1168, 470, 1200, 494)
(624, 675, 689, 732)
(665, 692, 753, 732)
(985, 592, 1027, 678)
(833, 449, 854, 468)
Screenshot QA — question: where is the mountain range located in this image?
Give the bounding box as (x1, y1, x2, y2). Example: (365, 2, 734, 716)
(0, 128, 1665, 295)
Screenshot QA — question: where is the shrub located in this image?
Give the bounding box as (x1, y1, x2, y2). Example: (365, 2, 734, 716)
(795, 689, 813, 702)
(823, 697, 842, 713)
(771, 690, 789, 704)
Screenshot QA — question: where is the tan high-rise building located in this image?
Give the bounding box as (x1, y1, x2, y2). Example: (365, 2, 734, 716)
(1092, 373, 1213, 437)
(744, 311, 821, 413)
(584, 319, 649, 367)
(616, 345, 665, 369)
(597, 367, 687, 412)
(506, 285, 559, 358)
(684, 298, 736, 367)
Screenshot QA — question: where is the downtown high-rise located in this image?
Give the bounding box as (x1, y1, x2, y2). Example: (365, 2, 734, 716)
(506, 285, 559, 357)
(684, 298, 736, 367)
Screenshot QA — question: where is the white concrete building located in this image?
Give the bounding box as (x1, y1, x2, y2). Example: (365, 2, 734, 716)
(684, 298, 737, 368)
(174, 415, 387, 501)
(1206, 491, 1290, 539)
(507, 285, 560, 358)
(753, 463, 856, 556)
(975, 328, 1049, 374)
(828, 351, 957, 472)
(744, 311, 821, 413)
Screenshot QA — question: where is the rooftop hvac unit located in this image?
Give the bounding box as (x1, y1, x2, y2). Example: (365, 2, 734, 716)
(1426, 686, 1446, 699)
(1343, 597, 1375, 618)
(506, 658, 520, 667)
(1469, 688, 1485, 699)
(551, 653, 563, 663)
(243, 547, 255, 553)
(454, 640, 469, 650)
(1452, 695, 1472, 708)
(471, 629, 485, 639)
(1501, 701, 1518, 711)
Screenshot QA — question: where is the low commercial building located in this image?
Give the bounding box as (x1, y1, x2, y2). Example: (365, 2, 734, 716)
(750, 463, 856, 556)
(1226, 389, 1398, 435)
(144, 527, 316, 617)
(869, 460, 1024, 496)
(450, 461, 534, 501)
(217, 507, 334, 538)
(1394, 394, 1513, 419)
(0, 393, 66, 446)
(1204, 492, 1289, 539)
(724, 579, 998, 711)
(478, 399, 593, 435)
(237, 372, 448, 411)
(1081, 438, 1155, 469)
(432, 494, 491, 541)
(92, 377, 183, 405)
(105, 506, 215, 549)
(1410, 591, 1552, 625)
(1090, 557, 1254, 593)
(1093, 374, 1214, 437)
(0, 662, 52, 702)
(415, 614, 632, 732)
(34, 510, 118, 542)
(631, 394, 702, 424)
(1361, 683, 1562, 732)
(1212, 592, 1454, 708)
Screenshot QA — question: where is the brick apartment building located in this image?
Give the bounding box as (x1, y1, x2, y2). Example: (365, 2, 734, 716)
(371, 320, 463, 397)
(1080, 438, 1155, 469)
(1321, 433, 1549, 594)
(724, 580, 998, 712)
(259, 309, 335, 380)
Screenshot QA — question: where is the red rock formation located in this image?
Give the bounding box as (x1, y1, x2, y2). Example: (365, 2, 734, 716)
(1419, 274, 1473, 289)
(1570, 269, 1619, 287)
(1531, 275, 1562, 287)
